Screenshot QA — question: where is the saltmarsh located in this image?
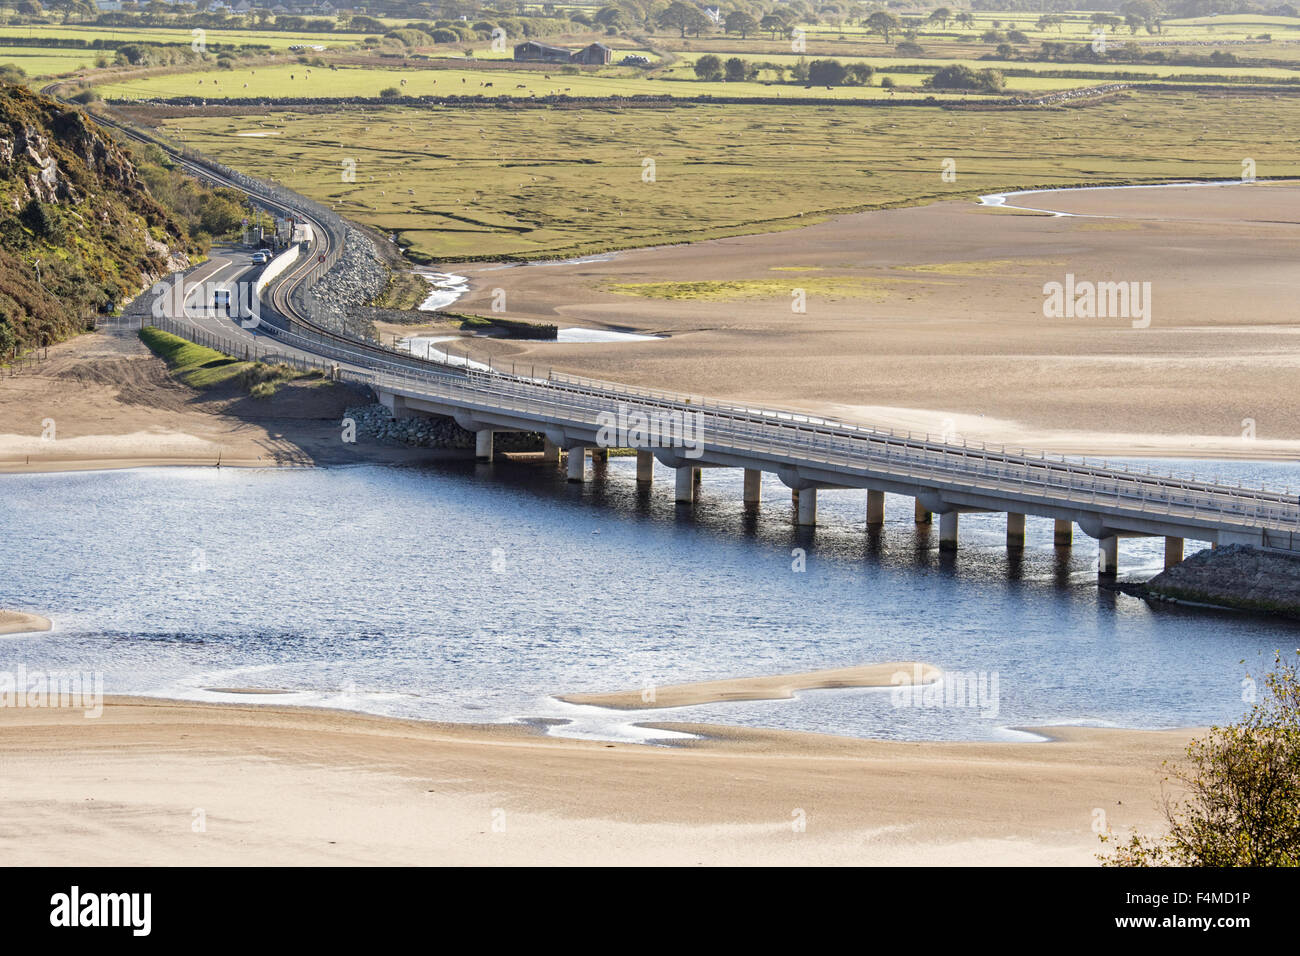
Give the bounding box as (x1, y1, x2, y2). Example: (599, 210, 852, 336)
(135, 90, 1300, 262)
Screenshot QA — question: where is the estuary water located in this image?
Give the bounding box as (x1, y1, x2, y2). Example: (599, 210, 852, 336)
(2, 456, 1298, 743)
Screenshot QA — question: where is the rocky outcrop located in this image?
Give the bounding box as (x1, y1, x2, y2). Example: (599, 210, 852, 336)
(0, 82, 198, 353)
(1139, 544, 1300, 619)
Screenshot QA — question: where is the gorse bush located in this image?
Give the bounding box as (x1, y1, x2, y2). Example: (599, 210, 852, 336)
(1102, 651, 1300, 867)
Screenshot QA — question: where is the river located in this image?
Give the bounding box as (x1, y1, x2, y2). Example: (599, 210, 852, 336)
(2, 456, 1297, 743)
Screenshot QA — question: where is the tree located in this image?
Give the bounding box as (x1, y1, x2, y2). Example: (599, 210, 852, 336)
(864, 11, 900, 43)
(926, 64, 1004, 92)
(1103, 652, 1300, 867)
(693, 53, 722, 81)
(725, 10, 757, 39)
(955, 12, 974, 29)
(657, 1, 708, 38)
(928, 7, 951, 29)
(807, 58, 847, 85)
(846, 62, 873, 85)
(760, 13, 785, 38)
(723, 56, 751, 82)
(198, 195, 245, 236)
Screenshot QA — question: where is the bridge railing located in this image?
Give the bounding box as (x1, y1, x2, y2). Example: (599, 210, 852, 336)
(544, 367, 1297, 506)
(356, 362, 1300, 532)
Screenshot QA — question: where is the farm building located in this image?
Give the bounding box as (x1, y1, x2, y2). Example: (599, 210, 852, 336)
(570, 43, 613, 66)
(514, 41, 573, 63)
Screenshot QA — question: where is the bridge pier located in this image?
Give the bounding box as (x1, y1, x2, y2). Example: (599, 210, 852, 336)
(939, 511, 959, 551)
(1007, 512, 1026, 550)
(475, 430, 493, 462)
(566, 447, 586, 483)
(542, 438, 560, 463)
(636, 450, 654, 483)
(1098, 535, 1119, 576)
(915, 499, 932, 524)
(675, 466, 696, 504)
(866, 490, 885, 529)
(743, 468, 761, 506)
(1054, 519, 1073, 547)
(797, 487, 817, 526)
(1164, 536, 1184, 570)
(591, 447, 609, 462)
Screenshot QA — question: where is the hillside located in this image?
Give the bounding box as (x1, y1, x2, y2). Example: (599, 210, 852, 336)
(0, 81, 240, 358)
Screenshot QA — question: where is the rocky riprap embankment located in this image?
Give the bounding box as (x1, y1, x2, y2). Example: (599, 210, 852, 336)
(301, 226, 388, 340)
(1139, 544, 1300, 619)
(346, 403, 542, 452)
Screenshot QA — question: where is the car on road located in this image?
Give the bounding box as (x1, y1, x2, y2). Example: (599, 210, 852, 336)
(251, 250, 271, 265)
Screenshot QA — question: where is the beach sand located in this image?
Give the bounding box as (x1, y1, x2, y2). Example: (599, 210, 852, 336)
(560, 662, 941, 710)
(446, 181, 1300, 458)
(0, 611, 51, 636)
(0, 696, 1192, 866)
(0, 328, 442, 473)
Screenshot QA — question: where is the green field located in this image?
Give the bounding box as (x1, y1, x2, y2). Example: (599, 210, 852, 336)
(0, 25, 369, 50)
(137, 90, 1300, 263)
(97, 61, 1028, 101)
(96, 50, 1300, 106)
(0, 46, 103, 77)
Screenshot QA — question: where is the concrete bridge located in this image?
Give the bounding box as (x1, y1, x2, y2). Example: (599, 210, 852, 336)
(366, 362, 1300, 576)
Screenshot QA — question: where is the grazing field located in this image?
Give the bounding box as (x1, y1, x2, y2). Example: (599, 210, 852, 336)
(0, 25, 369, 51)
(0, 46, 103, 77)
(132, 90, 1300, 262)
(96, 61, 1037, 100)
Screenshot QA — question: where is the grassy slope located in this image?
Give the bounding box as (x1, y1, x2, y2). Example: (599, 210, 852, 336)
(139, 326, 324, 396)
(139, 325, 254, 387)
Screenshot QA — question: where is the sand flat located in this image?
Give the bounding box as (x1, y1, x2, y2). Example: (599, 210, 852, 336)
(0, 611, 51, 636)
(447, 183, 1300, 455)
(559, 662, 940, 710)
(0, 697, 1193, 866)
